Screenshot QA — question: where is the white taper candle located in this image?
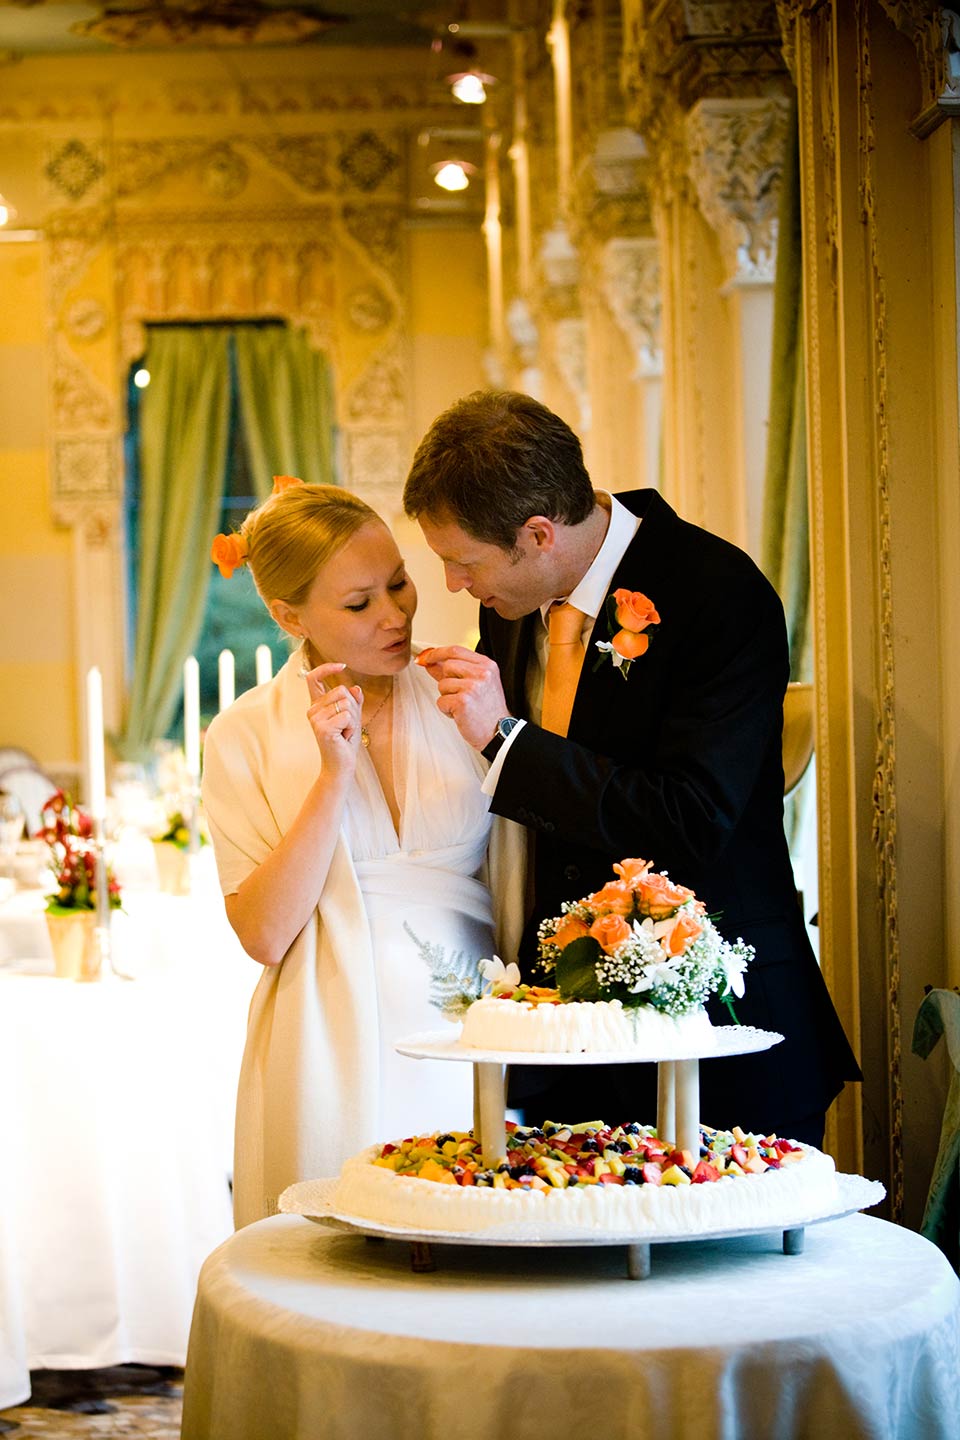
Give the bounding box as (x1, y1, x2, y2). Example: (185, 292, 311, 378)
(183, 655, 201, 779)
(85, 666, 106, 822)
(218, 648, 235, 712)
(255, 644, 272, 686)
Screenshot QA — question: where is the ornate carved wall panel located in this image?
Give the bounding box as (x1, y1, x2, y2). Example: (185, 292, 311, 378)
(685, 96, 791, 285)
(0, 50, 479, 744)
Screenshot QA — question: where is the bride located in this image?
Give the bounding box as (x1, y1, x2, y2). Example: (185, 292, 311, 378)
(203, 476, 521, 1227)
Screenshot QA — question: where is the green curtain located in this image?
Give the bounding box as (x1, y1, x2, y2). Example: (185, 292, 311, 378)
(121, 327, 231, 758)
(761, 93, 811, 684)
(233, 325, 336, 497)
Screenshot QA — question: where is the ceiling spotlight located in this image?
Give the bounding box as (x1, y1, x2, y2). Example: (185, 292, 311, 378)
(0, 194, 17, 228)
(448, 71, 496, 104)
(430, 160, 476, 192)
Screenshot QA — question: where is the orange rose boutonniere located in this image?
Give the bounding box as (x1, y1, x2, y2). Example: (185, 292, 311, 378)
(595, 588, 660, 679)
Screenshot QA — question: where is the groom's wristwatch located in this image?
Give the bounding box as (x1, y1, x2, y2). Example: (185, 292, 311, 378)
(482, 715, 521, 763)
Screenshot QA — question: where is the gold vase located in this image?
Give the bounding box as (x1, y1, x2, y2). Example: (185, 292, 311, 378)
(45, 909, 101, 981)
(152, 839, 191, 896)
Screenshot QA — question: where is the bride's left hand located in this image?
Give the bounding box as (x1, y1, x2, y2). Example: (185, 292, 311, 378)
(305, 663, 364, 774)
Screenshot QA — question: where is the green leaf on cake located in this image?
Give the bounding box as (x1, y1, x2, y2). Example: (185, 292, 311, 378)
(555, 937, 603, 1001)
(404, 921, 482, 1021)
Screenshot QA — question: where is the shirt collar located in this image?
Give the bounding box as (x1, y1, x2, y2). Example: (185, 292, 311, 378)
(540, 492, 640, 625)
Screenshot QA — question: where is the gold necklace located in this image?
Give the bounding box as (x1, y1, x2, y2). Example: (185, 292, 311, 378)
(361, 680, 393, 748)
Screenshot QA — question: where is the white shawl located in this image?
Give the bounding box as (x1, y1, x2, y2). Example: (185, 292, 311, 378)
(202, 650, 525, 1227)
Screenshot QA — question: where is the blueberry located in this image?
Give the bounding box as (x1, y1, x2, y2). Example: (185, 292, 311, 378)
(581, 1138, 599, 1153)
(543, 1125, 557, 1137)
(436, 1134, 455, 1147)
(624, 1123, 641, 1135)
(623, 1166, 643, 1185)
(567, 1175, 579, 1186)
(497, 1163, 511, 1173)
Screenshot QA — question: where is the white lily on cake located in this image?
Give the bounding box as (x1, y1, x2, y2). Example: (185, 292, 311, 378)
(478, 955, 522, 996)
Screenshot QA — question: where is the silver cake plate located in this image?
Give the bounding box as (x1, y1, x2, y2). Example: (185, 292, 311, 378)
(280, 1173, 886, 1253)
(395, 1025, 785, 1065)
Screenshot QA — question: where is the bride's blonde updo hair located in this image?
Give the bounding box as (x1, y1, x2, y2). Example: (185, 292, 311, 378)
(211, 479, 380, 607)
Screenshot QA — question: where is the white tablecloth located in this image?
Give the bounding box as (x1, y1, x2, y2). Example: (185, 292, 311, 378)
(181, 1212, 960, 1440)
(0, 863, 260, 1407)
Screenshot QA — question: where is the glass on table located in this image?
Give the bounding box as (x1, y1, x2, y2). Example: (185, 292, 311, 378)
(0, 792, 25, 877)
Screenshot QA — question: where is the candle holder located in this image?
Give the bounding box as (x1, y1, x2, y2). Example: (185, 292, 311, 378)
(84, 819, 116, 983)
(184, 782, 202, 858)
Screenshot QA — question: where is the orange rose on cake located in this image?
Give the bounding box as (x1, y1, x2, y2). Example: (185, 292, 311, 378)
(589, 913, 633, 954)
(585, 880, 635, 916)
(534, 857, 754, 1022)
(635, 870, 696, 919)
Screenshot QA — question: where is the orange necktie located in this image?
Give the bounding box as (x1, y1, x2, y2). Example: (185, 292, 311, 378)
(541, 601, 586, 737)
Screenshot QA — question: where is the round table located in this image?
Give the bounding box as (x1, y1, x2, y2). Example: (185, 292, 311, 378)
(181, 1211, 960, 1440)
(0, 872, 260, 1405)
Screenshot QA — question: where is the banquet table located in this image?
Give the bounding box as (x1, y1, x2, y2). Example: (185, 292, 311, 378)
(0, 853, 260, 1409)
(181, 1211, 960, 1440)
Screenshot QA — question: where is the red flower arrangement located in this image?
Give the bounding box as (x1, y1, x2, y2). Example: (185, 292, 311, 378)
(37, 790, 121, 915)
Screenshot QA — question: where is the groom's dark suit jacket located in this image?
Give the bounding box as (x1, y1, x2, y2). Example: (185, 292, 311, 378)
(481, 489, 860, 1134)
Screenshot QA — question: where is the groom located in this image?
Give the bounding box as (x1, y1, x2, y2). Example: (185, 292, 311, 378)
(404, 390, 860, 1147)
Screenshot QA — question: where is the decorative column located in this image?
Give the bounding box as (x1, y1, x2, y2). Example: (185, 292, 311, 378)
(538, 1, 588, 434)
(600, 235, 663, 490)
(779, 0, 960, 1224)
(538, 222, 590, 434)
(621, 0, 791, 545)
(482, 122, 506, 386)
(45, 164, 128, 758)
(685, 96, 791, 560)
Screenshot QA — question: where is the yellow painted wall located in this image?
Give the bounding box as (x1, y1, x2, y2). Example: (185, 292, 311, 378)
(0, 241, 76, 763)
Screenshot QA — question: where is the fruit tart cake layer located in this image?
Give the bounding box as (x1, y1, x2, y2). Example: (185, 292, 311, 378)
(332, 1121, 839, 1236)
(459, 993, 715, 1054)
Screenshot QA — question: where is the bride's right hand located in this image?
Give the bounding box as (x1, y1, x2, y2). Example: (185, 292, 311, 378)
(305, 663, 363, 777)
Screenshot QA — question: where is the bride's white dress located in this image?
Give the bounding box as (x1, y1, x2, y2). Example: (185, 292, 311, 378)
(203, 650, 506, 1228)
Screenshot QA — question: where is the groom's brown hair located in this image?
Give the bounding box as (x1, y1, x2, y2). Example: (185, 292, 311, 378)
(403, 390, 593, 550)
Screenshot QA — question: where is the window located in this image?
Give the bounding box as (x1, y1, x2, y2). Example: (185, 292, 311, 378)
(124, 325, 294, 744)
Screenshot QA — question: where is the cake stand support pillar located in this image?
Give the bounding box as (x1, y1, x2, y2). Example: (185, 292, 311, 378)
(474, 1062, 507, 1167)
(626, 1243, 651, 1281)
(409, 1242, 436, 1272)
(783, 1227, 805, 1255)
(657, 1062, 676, 1144)
(674, 1058, 700, 1157)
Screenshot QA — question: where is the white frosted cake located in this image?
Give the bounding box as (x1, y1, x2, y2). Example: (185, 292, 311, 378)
(329, 1122, 839, 1237)
(459, 994, 715, 1054)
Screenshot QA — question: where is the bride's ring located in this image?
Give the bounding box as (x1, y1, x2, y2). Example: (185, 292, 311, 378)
(334, 700, 341, 714)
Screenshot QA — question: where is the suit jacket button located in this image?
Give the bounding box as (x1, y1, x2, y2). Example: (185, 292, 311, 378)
(564, 865, 580, 884)
(543, 821, 555, 833)
(517, 806, 529, 822)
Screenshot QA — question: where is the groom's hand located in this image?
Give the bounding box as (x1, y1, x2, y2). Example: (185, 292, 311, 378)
(416, 646, 508, 750)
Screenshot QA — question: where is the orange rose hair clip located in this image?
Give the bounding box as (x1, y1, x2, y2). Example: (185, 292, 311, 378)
(594, 588, 660, 679)
(210, 476, 304, 578)
(211, 532, 248, 579)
